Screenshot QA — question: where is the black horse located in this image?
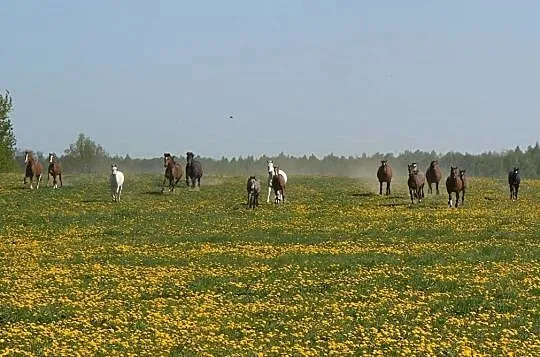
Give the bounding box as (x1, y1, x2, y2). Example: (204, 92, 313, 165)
(186, 152, 203, 188)
(508, 167, 520, 201)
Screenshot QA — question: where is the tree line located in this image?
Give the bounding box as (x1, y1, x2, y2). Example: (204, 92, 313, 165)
(2, 90, 539, 178)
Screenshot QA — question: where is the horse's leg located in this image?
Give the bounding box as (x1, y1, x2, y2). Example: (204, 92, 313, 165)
(409, 188, 414, 204)
(388, 182, 391, 195)
(427, 182, 432, 194)
(161, 176, 167, 193)
(515, 185, 519, 200)
(47, 172, 50, 187)
(59, 173, 63, 188)
(456, 192, 460, 208)
(267, 186, 272, 203)
(36, 174, 42, 190)
(379, 182, 383, 195)
(448, 193, 452, 208)
(435, 182, 439, 195)
(461, 189, 465, 205)
(118, 185, 122, 201)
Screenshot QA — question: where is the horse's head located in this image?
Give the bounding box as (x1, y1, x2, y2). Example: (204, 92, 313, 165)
(267, 160, 275, 174)
(111, 164, 119, 175)
(459, 169, 466, 178)
(430, 160, 438, 168)
(513, 167, 519, 174)
(186, 152, 194, 165)
(381, 160, 388, 167)
(48, 153, 57, 163)
(407, 164, 417, 176)
(449, 166, 459, 178)
(24, 151, 32, 164)
(163, 153, 172, 167)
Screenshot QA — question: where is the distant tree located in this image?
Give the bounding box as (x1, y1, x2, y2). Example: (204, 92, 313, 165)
(0, 90, 16, 171)
(63, 133, 108, 172)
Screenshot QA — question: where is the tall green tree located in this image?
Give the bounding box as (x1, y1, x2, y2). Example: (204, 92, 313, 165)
(0, 90, 16, 171)
(63, 133, 108, 172)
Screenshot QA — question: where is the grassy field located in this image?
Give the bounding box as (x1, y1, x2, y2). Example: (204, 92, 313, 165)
(0, 172, 539, 356)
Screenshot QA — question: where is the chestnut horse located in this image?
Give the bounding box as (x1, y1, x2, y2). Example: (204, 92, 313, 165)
(186, 152, 203, 188)
(161, 153, 183, 192)
(23, 151, 43, 190)
(508, 167, 520, 201)
(425, 160, 442, 195)
(445, 166, 464, 208)
(266, 160, 288, 203)
(376, 160, 392, 195)
(271, 166, 286, 204)
(407, 163, 425, 204)
(47, 153, 63, 189)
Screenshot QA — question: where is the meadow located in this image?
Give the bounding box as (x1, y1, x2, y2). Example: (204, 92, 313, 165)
(0, 172, 539, 356)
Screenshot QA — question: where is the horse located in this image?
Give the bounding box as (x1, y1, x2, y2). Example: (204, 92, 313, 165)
(246, 176, 261, 209)
(110, 164, 124, 202)
(266, 160, 288, 203)
(23, 151, 43, 190)
(508, 167, 520, 201)
(271, 166, 286, 204)
(161, 153, 183, 192)
(460, 169, 467, 205)
(47, 153, 63, 189)
(185, 152, 203, 188)
(445, 166, 464, 208)
(425, 160, 442, 195)
(407, 163, 425, 204)
(376, 160, 392, 195)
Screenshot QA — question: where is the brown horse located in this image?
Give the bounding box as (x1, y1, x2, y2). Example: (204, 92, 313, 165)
(425, 160, 442, 195)
(161, 153, 183, 192)
(407, 163, 425, 204)
(376, 160, 392, 195)
(47, 153, 63, 189)
(459, 169, 467, 205)
(23, 151, 43, 190)
(271, 165, 286, 204)
(445, 166, 464, 208)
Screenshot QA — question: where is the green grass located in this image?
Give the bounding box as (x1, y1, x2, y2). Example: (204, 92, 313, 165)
(0, 172, 539, 355)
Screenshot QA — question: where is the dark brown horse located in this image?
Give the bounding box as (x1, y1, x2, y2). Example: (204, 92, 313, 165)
(376, 160, 392, 195)
(508, 167, 520, 201)
(161, 153, 183, 192)
(186, 152, 203, 188)
(425, 160, 442, 195)
(445, 166, 464, 208)
(23, 151, 43, 190)
(47, 153, 63, 189)
(460, 169, 467, 205)
(271, 166, 286, 204)
(407, 163, 425, 204)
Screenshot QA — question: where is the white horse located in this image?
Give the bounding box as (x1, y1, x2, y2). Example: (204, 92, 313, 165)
(110, 164, 125, 202)
(266, 160, 287, 203)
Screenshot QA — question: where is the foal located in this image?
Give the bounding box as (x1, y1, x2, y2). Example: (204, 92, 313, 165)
(246, 176, 261, 209)
(376, 160, 392, 195)
(508, 167, 520, 201)
(23, 151, 43, 190)
(47, 153, 63, 189)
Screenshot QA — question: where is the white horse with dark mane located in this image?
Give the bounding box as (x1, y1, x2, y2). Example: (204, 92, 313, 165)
(110, 164, 124, 202)
(266, 160, 287, 203)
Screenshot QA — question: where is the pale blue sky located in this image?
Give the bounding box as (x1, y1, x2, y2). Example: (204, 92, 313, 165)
(2, 1, 539, 158)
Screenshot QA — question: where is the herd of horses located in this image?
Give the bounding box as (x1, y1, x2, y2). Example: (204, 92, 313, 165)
(377, 160, 522, 207)
(20, 151, 522, 207)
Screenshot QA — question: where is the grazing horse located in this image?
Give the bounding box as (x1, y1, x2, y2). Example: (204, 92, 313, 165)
(376, 160, 392, 195)
(246, 176, 261, 209)
(271, 166, 286, 204)
(161, 153, 183, 192)
(185, 152, 203, 188)
(23, 151, 43, 190)
(508, 167, 520, 201)
(110, 164, 124, 202)
(445, 166, 464, 208)
(47, 153, 63, 189)
(425, 160, 442, 194)
(266, 160, 288, 203)
(407, 163, 425, 204)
